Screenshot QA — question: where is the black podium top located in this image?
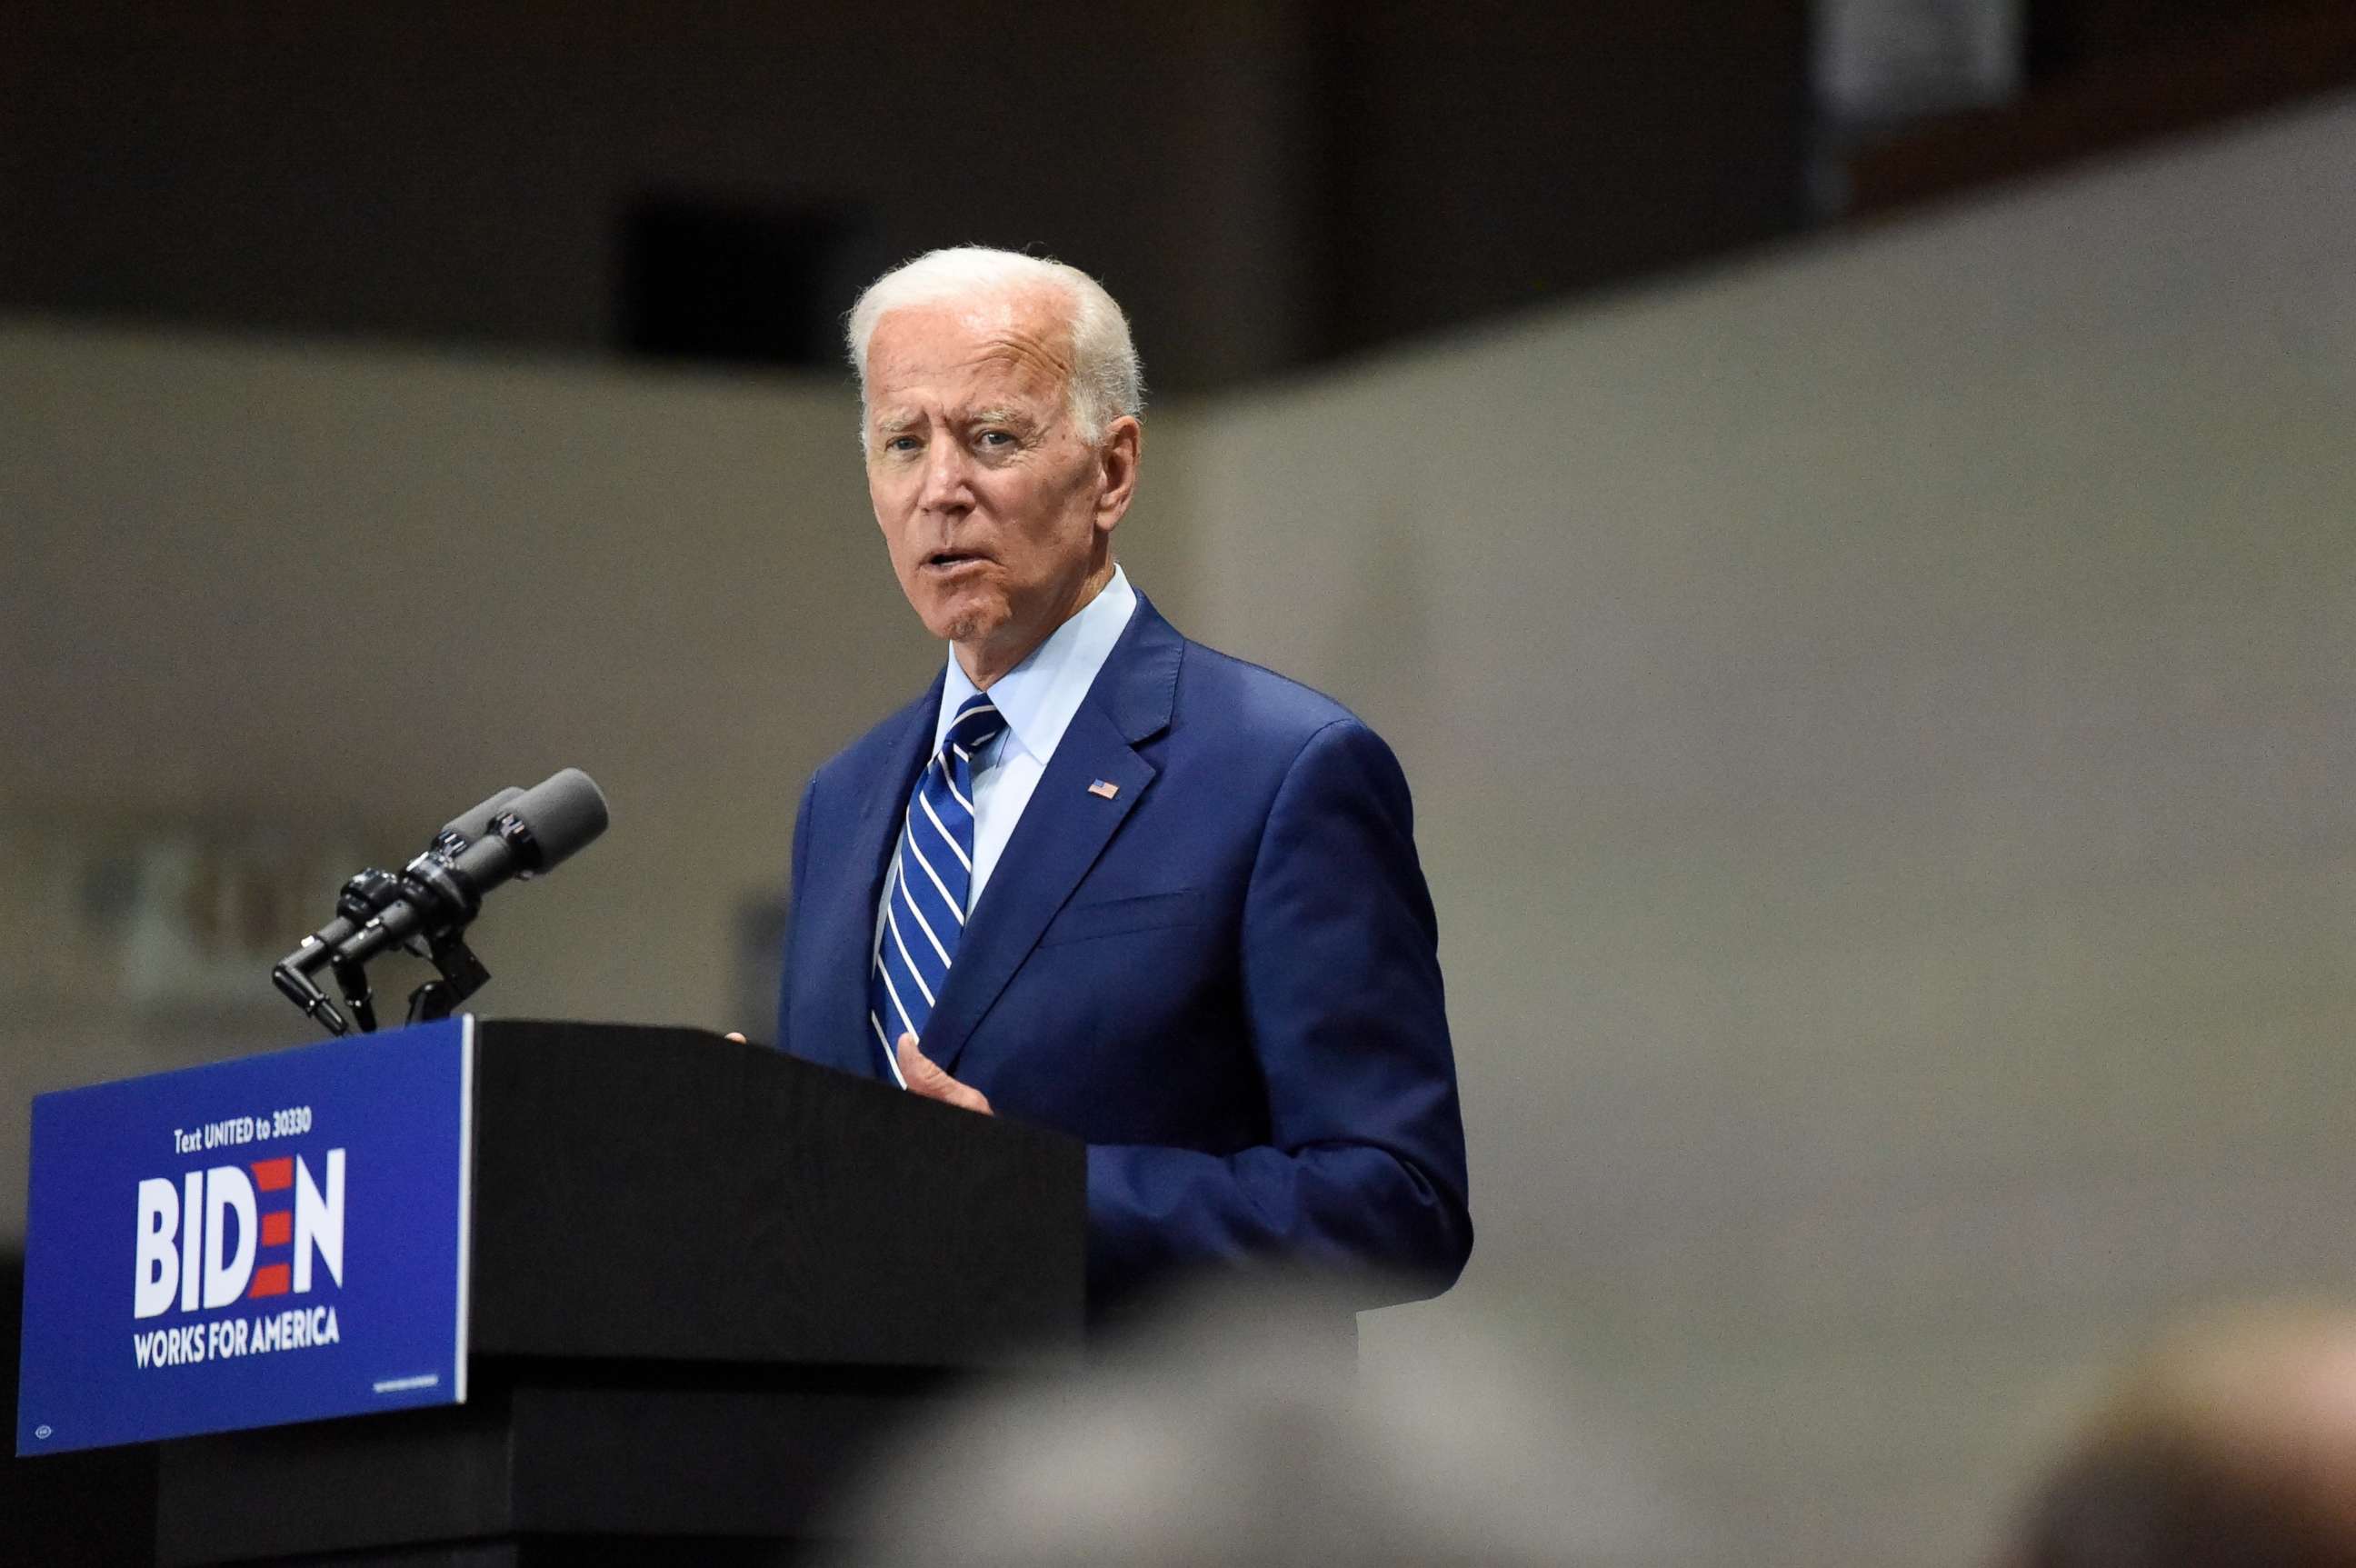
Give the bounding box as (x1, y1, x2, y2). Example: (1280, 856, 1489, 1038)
(467, 1022, 1083, 1369)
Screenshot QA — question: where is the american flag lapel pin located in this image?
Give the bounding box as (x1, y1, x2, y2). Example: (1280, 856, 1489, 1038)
(1087, 779, 1120, 800)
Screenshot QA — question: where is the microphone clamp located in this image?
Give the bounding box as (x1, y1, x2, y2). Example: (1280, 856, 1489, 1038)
(271, 836, 497, 1036)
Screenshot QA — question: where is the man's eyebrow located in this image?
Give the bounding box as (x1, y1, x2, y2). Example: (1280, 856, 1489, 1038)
(869, 409, 921, 434)
(966, 405, 1036, 429)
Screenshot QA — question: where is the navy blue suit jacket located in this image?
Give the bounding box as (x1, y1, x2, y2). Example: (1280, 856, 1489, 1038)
(776, 594, 1471, 1311)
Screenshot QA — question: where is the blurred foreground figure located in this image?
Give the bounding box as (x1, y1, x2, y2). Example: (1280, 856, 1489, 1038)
(824, 1278, 1692, 1568)
(2009, 1305, 2356, 1568)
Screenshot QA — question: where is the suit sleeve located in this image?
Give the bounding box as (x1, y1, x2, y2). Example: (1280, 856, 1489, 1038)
(1083, 717, 1472, 1307)
(774, 771, 819, 1054)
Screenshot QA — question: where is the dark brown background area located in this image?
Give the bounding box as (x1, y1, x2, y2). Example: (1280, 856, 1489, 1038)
(8, 2, 2347, 393)
(0, 1, 1813, 392)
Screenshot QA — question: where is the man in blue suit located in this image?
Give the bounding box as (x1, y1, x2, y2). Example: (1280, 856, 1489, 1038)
(777, 247, 1470, 1314)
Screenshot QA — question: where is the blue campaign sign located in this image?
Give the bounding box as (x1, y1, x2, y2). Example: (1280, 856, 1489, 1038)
(16, 1016, 474, 1455)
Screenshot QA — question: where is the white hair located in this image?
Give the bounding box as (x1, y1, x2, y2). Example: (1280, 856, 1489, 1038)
(844, 245, 1144, 451)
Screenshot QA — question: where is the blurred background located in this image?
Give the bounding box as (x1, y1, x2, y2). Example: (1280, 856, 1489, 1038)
(4, 2, 2353, 1563)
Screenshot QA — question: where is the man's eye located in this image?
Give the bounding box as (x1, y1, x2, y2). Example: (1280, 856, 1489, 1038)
(976, 430, 1014, 448)
(884, 434, 921, 453)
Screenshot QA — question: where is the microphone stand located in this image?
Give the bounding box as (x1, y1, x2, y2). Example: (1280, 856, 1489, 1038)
(406, 927, 492, 1025)
(271, 836, 496, 1037)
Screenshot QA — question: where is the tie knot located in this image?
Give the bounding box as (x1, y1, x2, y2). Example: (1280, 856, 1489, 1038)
(944, 695, 1006, 759)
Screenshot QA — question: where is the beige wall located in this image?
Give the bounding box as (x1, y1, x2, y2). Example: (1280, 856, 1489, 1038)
(1174, 92, 2356, 1563)
(5, 88, 2353, 1567)
(1, 336, 893, 1037)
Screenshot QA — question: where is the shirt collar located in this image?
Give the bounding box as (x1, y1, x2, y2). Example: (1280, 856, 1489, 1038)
(938, 564, 1137, 765)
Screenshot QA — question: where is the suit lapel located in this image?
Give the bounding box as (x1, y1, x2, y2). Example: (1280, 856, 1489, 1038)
(923, 595, 1183, 1074)
(810, 677, 940, 1075)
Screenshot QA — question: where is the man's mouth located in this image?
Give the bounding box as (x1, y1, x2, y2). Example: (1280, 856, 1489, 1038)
(923, 551, 987, 570)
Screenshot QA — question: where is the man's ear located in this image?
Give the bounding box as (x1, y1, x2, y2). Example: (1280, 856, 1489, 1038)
(1094, 415, 1143, 534)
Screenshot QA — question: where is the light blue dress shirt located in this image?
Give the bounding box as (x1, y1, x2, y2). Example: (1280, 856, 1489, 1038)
(873, 565, 1137, 961)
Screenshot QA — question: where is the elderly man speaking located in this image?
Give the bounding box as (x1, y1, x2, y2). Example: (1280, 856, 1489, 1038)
(774, 246, 1470, 1315)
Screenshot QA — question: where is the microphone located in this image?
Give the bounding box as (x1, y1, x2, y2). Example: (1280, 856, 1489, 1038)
(331, 768, 608, 965)
(444, 784, 528, 844)
(272, 770, 609, 1035)
(291, 785, 529, 967)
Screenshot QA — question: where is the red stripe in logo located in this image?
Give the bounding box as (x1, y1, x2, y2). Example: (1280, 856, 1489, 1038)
(247, 1263, 291, 1299)
(259, 1211, 292, 1247)
(250, 1158, 294, 1193)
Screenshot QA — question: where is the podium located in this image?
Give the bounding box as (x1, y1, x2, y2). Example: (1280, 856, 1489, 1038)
(16, 1020, 1084, 1566)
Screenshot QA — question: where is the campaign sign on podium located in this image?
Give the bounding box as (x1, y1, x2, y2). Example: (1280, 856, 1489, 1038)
(16, 1017, 474, 1455)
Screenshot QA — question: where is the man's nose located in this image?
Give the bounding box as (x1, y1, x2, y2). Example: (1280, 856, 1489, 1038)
(918, 439, 973, 512)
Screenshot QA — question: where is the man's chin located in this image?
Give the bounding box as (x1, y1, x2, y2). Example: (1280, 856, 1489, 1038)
(915, 595, 1005, 650)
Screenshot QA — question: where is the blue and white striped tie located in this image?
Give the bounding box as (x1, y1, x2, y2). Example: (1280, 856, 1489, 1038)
(868, 694, 1007, 1086)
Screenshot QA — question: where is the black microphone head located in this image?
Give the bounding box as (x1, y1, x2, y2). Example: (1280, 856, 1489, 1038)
(441, 786, 526, 845)
(504, 768, 608, 873)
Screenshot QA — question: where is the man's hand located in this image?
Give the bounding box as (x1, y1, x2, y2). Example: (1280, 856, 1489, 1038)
(726, 1031, 990, 1114)
(898, 1032, 993, 1115)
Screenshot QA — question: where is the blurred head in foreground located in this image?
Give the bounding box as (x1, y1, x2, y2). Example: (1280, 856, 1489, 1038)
(2009, 1304, 2356, 1568)
(828, 1275, 1691, 1567)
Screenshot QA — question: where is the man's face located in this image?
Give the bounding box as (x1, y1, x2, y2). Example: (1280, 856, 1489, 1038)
(864, 290, 1133, 684)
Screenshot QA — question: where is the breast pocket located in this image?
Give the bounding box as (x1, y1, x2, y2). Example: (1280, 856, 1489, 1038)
(1035, 888, 1208, 947)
